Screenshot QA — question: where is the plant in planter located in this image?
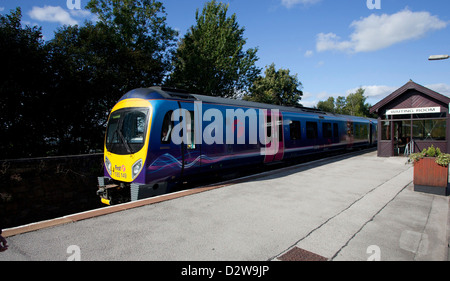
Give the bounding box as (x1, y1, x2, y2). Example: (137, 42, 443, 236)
(408, 145, 450, 196)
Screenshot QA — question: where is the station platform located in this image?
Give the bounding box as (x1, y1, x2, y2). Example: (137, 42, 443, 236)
(1, 150, 449, 261)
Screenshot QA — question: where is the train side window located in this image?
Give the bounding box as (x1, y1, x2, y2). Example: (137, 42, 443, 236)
(289, 121, 301, 140)
(278, 119, 283, 142)
(161, 111, 174, 144)
(322, 122, 332, 138)
(266, 115, 284, 141)
(266, 115, 272, 138)
(333, 123, 338, 138)
(306, 122, 318, 139)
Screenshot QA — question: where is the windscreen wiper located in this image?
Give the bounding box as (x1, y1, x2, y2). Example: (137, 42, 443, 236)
(117, 129, 133, 154)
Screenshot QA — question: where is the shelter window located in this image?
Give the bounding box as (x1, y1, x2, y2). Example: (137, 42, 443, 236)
(413, 119, 446, 140)
(413, 112, 446, 119)
(381, 121, 391, 140)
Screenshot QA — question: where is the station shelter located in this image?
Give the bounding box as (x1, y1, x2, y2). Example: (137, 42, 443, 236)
(370, 80, 450, 157)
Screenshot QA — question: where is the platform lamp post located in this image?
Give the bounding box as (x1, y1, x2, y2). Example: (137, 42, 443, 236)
(428, 54, 449, 61)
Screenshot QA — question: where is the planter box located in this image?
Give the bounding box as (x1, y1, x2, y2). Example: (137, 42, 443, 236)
(413, 157, 449, 196)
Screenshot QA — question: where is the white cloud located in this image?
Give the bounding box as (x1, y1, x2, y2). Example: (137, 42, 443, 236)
(316, 33, 352, 52)
(346, 85, 397, 99)
(302, 83, 450, 108)
(0, 7, 5, 12)
(298, 91, 318, 107)
(281, 0, 321, 8)
(29, 6, 77, 25)
(304, 50, 314, 57)
(28, 6, 78, 25)
(426, 83, 450, 96)
(347, 84, 450, 99)
(317, 8, 448, 53)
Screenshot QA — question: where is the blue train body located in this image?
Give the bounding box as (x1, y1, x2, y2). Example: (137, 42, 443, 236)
(97, 87, 377, 204)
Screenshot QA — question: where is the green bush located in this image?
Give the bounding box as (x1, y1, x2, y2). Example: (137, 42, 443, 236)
(409, 145, 450, 167)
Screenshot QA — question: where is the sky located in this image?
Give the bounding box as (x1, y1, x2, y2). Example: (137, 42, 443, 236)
(1, 0, 450, 108)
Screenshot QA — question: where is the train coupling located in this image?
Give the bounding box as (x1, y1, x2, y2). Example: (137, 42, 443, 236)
(97, 184, 119, 205)
(97, 177, 130, 205)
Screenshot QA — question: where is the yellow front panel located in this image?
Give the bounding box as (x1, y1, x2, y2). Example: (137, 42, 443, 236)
(104, 99, 153, 183)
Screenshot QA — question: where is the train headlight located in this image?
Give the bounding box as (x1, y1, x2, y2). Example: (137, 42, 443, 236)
(105, 156, 112, 175)
(132, 159, 143, 179)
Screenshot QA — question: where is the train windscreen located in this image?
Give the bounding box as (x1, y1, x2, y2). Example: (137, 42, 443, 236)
(105, 108, 149, 155)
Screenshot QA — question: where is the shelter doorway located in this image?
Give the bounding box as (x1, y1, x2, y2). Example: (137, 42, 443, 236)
(393, 121, 411, 156)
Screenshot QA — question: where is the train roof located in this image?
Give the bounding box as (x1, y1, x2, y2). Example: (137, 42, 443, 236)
(119, 86, 376, 122)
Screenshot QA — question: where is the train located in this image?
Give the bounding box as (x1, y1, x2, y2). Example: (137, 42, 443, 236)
(97, 86, 377, 205)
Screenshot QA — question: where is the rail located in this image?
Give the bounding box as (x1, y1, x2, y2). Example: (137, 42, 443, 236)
(404, 139, 415, 157)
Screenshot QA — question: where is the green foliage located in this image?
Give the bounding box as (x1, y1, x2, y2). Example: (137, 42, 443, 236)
(426, 145, 436, 157)
(167, 0, 260, 98)
(0, 8, 50, 158)
(436, 153, 450, 167)
(86, 0, 178, 79)
(243, 63, 303, 106)
(0, 2, 177, 158)
(409, 145, 450, 167)
(316, 97, 335, 113)
(316, 88, 375, 117)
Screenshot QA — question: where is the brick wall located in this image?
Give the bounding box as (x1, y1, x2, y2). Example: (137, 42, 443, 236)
(0, 154, 105, 229)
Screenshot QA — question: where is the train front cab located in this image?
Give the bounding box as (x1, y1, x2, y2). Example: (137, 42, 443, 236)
(97, 98, 153, 205)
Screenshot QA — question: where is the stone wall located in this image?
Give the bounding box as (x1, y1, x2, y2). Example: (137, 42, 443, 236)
(0, 154, 105, 229)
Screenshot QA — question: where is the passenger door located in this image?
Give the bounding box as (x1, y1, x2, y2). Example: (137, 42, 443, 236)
(177, 101, 202, 177)
(305, 120, 318, 149)
(147, 101, 183, 183)
(263, 110, 285, 163)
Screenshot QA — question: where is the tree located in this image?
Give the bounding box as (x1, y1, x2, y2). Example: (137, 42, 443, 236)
(46, 23, 122, 154)
(167, 0, 260, 98)
(316, 87, 374, 117)
(316, 97, 335, 113)
(0, 8, 50, 158)
(345, 88, 371, 117)
(243, 63, 303, 106)
(86, 0, 178, 84)
(42, 0, 179, 155)
(335, 96, 346, 114)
